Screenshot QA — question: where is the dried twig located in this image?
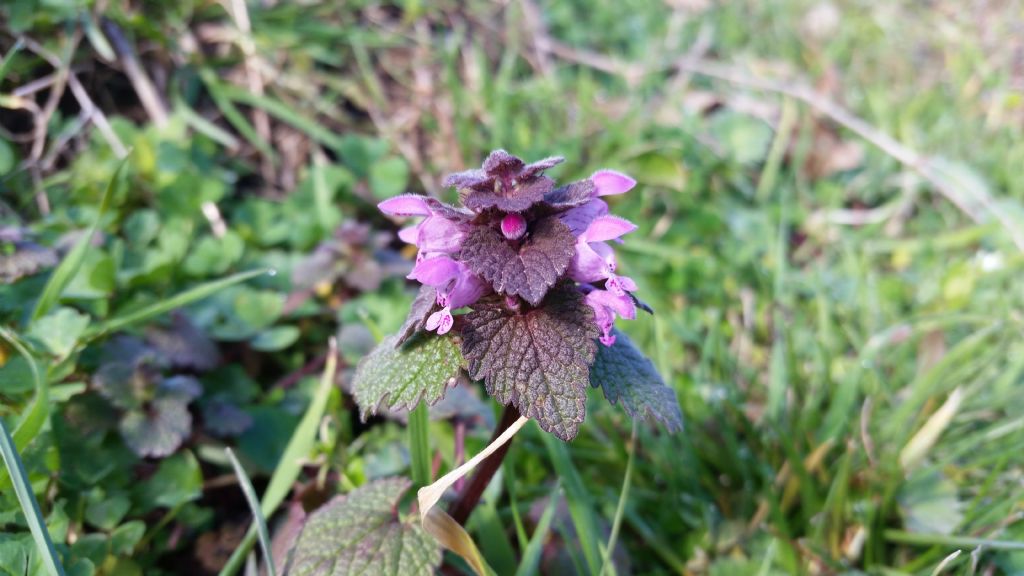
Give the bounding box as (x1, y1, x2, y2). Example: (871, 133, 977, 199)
(101, 18, 169, 127)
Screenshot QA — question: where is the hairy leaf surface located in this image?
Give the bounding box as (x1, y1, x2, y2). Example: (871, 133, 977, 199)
(461, 286, 598, 440)
(590, 330, 683, 432)
(285, 478, 440, 576)
(459, 217, 574, 305)
(395, 286, 438, 347)
(462, 176, 555, 212)
(353, 333, 464, 419)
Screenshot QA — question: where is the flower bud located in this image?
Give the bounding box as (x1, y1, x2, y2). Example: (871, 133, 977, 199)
(500, 213, 527, 240)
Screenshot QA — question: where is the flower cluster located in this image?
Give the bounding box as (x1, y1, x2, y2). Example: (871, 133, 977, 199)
(379, 150, 642, 346)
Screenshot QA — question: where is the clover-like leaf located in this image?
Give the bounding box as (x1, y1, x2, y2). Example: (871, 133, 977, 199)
(201, 397, 253, 437)
(120, 396, 193, 458)
(590, 329, 683, 432)
(395, 286, 438, 347)
(353, 333, 465, 419)
(461, 285, 598, 440)
(285, 477, 441, 576)
(460, 217, 575, 306)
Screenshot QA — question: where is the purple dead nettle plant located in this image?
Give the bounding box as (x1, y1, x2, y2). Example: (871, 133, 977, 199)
(353, 149, 682, 444)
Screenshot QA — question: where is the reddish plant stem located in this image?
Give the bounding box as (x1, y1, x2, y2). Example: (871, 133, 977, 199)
(453, 419, 467, 492)
(448, 404, 521, 525)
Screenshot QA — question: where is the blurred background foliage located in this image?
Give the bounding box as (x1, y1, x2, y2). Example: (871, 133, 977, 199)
(2, 0, 1024, 574)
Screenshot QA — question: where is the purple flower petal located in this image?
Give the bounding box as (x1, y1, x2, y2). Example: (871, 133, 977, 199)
(569, 242, 612, 283)
(448, 274, 488, 309)
(417, 216, 467, 254)
(559, 198, 609, 237)
(398, 224, 421, 245)
(408, 256, 461, 286)
(582, 215, 637, 243)
(378, 194, 431, 216)
(592, 169, 636, 197)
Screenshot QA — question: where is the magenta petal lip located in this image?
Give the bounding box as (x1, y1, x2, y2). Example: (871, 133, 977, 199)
(591, 169, 636, 197)
(582, 215, 637, 243)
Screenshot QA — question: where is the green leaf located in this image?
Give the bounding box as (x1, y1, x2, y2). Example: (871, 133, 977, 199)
(109, 521, 146, 556)
(369, 156, 410, 200)
(462, 285, 599, 441)
(183, 232, 245, 277)
(460, 217, 575, 306)
(86, 268, 269, 340)
(84, 494, 131, 531)
(31, 156, 127, 322)
(219, 344, 338, 576)
(352, 334, 464, 419)
(589, 330, 683, 432)
(234, 289, 284, 330)
(250, 326, 300, 352)
(134, 451, 202, 511)
(395, 286, 437, 347)
(0, 328, 48, 453)
(27, 307, 90, 359)
(898, 471, 964, 535)
(285, 478, 441, 576)
(0, 419, 65, 576)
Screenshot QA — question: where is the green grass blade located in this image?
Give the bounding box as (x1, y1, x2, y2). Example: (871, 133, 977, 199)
(0, 38, 24, 84)
(219, 338, 338, 576)
(513, 481, 561, 576)
(541, 434, 602, 574)
(0, 328, 46, 453)
(0, 419, 65, 576)
(884, 529, 1024, 551)
(225, 448, 277, 576)
(30, 156, 127, 323)
(85, 268, 270, 340)
(409, 402, 432, 486)
(197, 67, 277, 163)
(217, 86, 346, 152)
(599, 422, 637, 576)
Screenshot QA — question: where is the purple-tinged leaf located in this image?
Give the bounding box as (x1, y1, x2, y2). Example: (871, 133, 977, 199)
(145, 314, 221, 372)
(462, 175, 556, 212)
(202, 398, 253, 437)
(460, 217, 575, 306)
(120, 396, 193, 458)
(543, 179, 597, 210)
(589, 329, 682, 432)
(520, 156, 565, 180)
(461, 285, 599, 440)
(481, 149, 525, 177)
(285, 477, 441, 576)
(442, 169, 491, 192)
(353, 333, 465, 419)
(422, 197, 474, 222)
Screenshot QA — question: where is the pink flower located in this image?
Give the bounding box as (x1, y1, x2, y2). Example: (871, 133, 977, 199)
(584, 287, 637, 346)
(379, 194, 468, 259)
(591, 169, 636, 197)
(409, 256, 487, 335)
(568, 215, 637, 284)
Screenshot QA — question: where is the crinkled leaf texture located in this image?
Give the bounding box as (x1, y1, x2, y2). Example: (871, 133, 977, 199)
(462, 176, 555, 212)
(462, 285, 598, 440)
(396, 286, 438, 347)
(590, 329, 683, 432)
(353, 333, 464, 419)
(460, 217, 575, 306)
(120, 396, 193, 458)
(285, 478, 440, 576)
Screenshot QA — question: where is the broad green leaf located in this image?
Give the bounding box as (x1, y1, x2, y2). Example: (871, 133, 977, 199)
(134, 451, 202, 511)
(462, 285, 598, 441)
(28, 307, 90, 359)
(183, 232, 245, 277)
(286, 478, 441, 576)
(369, 156, 410, 200)
(84, 494, 131, 531)
(590, 330, 683, 432)
(898, 471, 964, 535)
(234, 289, 284, 330)
(352, 334, 464, 419)
(250, 326, 300, 352)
